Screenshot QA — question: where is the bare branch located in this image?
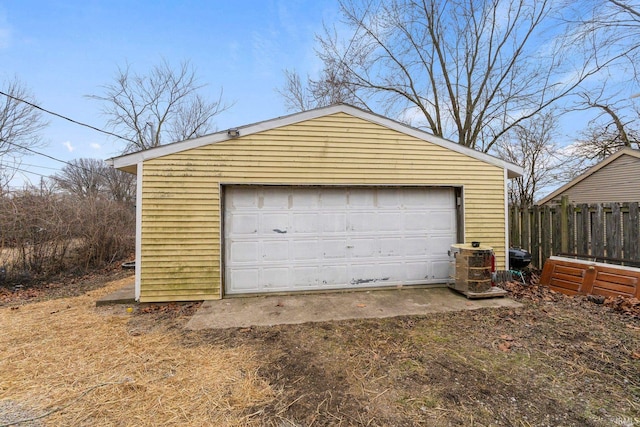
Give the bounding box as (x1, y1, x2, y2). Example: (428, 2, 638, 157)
(88, 60, 232, 153)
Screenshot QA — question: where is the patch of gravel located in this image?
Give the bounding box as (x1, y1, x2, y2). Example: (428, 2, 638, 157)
(0, 400, 43, 426)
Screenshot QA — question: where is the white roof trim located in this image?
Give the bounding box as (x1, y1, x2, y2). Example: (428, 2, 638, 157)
(106, 104, 523, 178)
(538, 147, 640, 205)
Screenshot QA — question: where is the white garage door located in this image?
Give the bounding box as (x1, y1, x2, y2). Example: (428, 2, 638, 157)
(224, 186, 457, 295)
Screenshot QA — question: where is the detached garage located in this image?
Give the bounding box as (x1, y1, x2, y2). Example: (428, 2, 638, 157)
(108, 104, 522, 302)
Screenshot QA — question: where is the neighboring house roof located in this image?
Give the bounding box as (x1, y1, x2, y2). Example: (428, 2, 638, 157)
(538, 147, 640, 205)
(107, 103, 523, 178)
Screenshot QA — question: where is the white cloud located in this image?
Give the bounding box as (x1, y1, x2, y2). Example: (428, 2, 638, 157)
(90, 143, 101, 150)
(63, 141, 74, 152)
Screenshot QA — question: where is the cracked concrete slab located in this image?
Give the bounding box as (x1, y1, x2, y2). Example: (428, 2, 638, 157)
(186, 286, 522, 330)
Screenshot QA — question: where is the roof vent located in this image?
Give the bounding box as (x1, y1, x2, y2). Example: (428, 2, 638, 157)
(227, 128, 240, 137)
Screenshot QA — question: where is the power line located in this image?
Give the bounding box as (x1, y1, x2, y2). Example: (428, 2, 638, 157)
(2, 138, 79, 168)
(0, 89, 137, 145)
(13, 167, 49, 179)
(1, 139, 110, 179)
(10, 162, 61, 171)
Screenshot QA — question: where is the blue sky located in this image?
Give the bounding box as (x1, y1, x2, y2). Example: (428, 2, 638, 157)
(1, 1, 636, 189)
(1, 0, 339, 186)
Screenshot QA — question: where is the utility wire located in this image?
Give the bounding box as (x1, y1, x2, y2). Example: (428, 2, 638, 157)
(0, 88, 132, 180)
(10, 162, 61, 171)
(12, 166, 49, 179)
(1, 139, 110, 180)
(1, 138, 75, 166)
(0, 89, 137, 145)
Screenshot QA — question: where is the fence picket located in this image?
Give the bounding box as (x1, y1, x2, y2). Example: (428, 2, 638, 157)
(630, 202, 639, 260)
(531, 205, 540, 268)
(607, 204, 621, 259)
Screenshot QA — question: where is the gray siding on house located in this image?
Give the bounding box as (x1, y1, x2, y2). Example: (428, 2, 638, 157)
(547, 154, 640, 204)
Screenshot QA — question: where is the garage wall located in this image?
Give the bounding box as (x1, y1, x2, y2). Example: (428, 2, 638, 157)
(139, 112, 505, 302)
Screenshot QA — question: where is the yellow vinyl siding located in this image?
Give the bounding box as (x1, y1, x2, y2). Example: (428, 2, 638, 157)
(139, 112, 506, 302)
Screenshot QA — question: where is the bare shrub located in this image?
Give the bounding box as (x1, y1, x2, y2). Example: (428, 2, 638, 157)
(0, 185, 134, 286)
(70, 196, 135, 270)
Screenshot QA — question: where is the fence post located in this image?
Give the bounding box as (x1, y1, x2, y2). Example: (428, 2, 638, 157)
(560, 196, 569, 254)
(607, 203, 621, 259)
(509, 205, 520, 248)
(522, 207, 531, 253)
(580, 204, 590, 255)
(592, 204, 605, 257)
(567, 202, 575, 254)
(541, 205, 552, 265)
(629, 202, 639, 261)
(531, 205, 540, 268)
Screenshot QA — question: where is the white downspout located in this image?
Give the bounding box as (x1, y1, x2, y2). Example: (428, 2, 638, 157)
(135, 162, 143, 301)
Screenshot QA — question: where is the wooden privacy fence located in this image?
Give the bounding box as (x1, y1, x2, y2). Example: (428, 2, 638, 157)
(509, 197, 640, 269)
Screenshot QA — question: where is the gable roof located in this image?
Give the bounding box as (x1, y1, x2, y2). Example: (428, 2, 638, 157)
(538, 147, 640, 205)
(106, 104, 523, 178)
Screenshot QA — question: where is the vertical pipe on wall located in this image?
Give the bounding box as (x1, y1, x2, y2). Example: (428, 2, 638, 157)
(135, 162, 143, 301)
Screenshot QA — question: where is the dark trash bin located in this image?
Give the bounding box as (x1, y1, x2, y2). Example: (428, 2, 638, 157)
(509, 247, 531, 270)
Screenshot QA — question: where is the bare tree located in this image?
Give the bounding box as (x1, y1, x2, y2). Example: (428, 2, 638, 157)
(102, 166, 135, 205)
(52, 158, 105, 198)
(494, 112, 562, 207)
(90, 60, 232, 153)
(278, 61, 367, 112)
(565, 0, 640, 158)
(571, 94, 640, 162)
(0, 78, 48, 189)
(566, 0, 640, 79)
(285, 0, 623, 152)
(52, 158, 135, 204)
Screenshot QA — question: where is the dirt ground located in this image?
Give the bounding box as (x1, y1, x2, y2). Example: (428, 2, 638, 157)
(1, 271, 639, 426)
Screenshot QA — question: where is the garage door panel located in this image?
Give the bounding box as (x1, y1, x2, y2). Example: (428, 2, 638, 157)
(349, 191, 375, 207)
(404, 237, 428, 257)
(431, 260, 451, 280)
(429, 188, 456, 207)
(321, 213, 347, 232)
(225, 186, 457, 294)
(377, 190, 400, 207)
(229, 241, 259, 263)
(350, 212, 377, 232)
(292, 213, 319, 233)
(405, 262, 430, 281)
(262, 192, 289, 208)
(231, 189, 258, 208)
(320, 189, 347, 206)
(379, 237, 404, 257)
(350, 264, 384, 284)
(404, 190, 430, 207)
(261, 213, 289, 234)
(263, 268, 290, 290)
(321, 239, 348, 258)
(293, 239, 320, 260)
(292, 189, 319, 209)
(229, 269, 259, 292)
(293, 266, 319, 287)
(230, 214, 258, 235)
(405, 212, 429, 231)
(428, 234, 458, 255)
(351, 238, 378, 257)
(320, 264, 348, 284)
(378, 212, 403, 231)
(263, 241, 289, 261)
(428, 210, 456, 231)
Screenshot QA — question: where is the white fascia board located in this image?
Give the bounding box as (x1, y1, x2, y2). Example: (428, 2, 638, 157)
(106, 104, 523, 178)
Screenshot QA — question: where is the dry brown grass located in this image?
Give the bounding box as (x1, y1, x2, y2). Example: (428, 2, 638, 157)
(0, 278, 274, 426)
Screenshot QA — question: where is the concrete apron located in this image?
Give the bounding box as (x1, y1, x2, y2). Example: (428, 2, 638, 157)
(186, 286, 522, 330)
